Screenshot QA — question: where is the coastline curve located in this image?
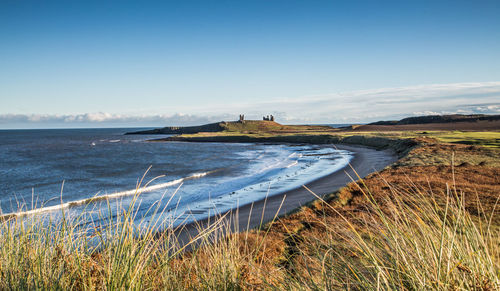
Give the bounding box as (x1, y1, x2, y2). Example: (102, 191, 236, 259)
(177, 143, 398, 243)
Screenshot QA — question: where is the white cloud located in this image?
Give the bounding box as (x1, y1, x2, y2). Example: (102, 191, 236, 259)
(238, 81, 500, 123)
(2, 81, 500, 128)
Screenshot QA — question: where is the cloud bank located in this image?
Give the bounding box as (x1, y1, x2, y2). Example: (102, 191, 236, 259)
(0, 113, 230, 128)
(243, 81, 500, 123)
(2, 81, 500, 128)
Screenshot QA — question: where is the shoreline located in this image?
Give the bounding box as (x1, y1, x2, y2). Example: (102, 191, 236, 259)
(0, 140, 399, 224)
(176, 144, 398, 244)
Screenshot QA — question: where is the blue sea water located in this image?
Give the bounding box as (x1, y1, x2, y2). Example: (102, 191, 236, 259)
(0, 128, 352, 226)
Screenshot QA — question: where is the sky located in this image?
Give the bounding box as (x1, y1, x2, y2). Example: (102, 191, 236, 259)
(1, 0, 500, 128)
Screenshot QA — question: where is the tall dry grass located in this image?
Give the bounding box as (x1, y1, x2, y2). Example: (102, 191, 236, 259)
(0, 169, 498, 290)
(287, 173, 500, 290)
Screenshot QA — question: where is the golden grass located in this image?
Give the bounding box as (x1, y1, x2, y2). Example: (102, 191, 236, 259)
(289, 176, 500, 290)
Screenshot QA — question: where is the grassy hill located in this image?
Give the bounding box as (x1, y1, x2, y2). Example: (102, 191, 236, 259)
(125, 122, 225, 134)
(370, 114, 500, 125)
(126, 120, 336, 135)
(343, 114, 500, 132)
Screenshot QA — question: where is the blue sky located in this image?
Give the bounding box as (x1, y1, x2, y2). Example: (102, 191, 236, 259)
(1, 0, 500, 128)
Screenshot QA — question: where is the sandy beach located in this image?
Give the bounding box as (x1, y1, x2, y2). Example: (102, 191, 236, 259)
(178, 144, 398, 244)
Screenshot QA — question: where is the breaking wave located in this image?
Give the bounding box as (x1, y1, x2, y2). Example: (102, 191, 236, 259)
(0, 171, 212, 220)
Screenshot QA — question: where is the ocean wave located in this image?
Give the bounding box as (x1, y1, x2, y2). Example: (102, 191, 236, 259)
(0, 171, 212, 220)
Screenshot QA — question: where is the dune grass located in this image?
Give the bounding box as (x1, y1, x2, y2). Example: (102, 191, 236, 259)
(0, 165, 498, 290)
(289, 178, 500, 290)
(0, 176, 286, 290)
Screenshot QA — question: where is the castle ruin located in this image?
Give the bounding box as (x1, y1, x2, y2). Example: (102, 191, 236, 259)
(237, 114, 275, 122)
(263, 115, 274, 121)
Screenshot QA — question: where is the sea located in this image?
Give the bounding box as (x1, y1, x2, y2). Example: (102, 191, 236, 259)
(0, 128, 352, 227)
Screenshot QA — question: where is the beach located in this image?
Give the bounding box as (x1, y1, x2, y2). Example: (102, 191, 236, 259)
(178, 144, 398, 243)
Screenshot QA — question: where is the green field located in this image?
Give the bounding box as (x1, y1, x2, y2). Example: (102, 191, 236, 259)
(421, 131, 500, 148)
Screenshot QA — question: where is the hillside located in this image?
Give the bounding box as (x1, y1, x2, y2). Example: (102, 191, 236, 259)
(369, 114, 500, 125)
(345, 114, 500, 132)
(125, 122, 225, 134)
(126, 120, 336, 135)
